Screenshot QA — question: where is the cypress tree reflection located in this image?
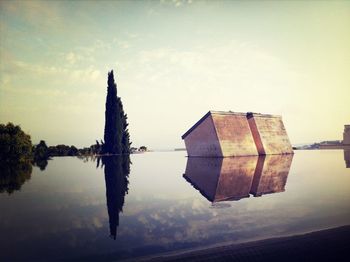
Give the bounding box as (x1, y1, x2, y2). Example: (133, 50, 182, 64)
(100, 156, 130, 240)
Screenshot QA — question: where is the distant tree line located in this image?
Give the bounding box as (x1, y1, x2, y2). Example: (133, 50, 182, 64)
(0, 123, 98, 162)
(34, 140, 105, 158)
(1, 122, 145, 162)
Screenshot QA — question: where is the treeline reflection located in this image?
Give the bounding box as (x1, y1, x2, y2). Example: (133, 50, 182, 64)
(97, 156, 131, 240)
(0, 160, 32, 194)
(183, 154, 294, 203)
(0, 158, 48, 195)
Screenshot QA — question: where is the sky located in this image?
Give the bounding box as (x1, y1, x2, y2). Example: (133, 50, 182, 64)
(0, 0, 349, 149)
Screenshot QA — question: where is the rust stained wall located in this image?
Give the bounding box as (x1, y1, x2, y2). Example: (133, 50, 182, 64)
(183, 111, 293, 157)
(212, 113, 258, 157)
(250, 154, 293, 196)
(248, 114, 293, 155)
(184, 115, 222, 157)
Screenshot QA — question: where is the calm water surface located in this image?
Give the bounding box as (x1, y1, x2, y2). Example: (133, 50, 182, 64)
(0, 150, 350, 261)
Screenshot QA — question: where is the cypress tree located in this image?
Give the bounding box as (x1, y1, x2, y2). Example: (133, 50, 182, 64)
(103, 71, 122, 154)
(118, 97, 131, 154)
(103, 70, 131, 154)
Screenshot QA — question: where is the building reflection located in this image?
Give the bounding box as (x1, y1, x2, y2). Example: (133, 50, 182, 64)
(99, 156, 130, 240)
(344, 150, 350, 168)
(183, 156, 258, 202)
(251, 155, 293, 196)
(183, 154, 293, 203)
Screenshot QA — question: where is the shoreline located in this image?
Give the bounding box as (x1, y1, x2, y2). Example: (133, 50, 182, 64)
(136, 225, 350, 262)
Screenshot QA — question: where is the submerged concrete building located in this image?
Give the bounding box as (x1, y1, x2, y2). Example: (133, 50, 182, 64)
(181, 111, 258, 157)
(182, 111, 293, 157)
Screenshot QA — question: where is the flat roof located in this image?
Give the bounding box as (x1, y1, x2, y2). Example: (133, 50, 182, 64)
(182, 111, 282, 140)
(246, 112, 281, 119)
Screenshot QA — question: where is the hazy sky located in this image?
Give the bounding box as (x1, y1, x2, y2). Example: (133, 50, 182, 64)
(0, 0, 349, 149)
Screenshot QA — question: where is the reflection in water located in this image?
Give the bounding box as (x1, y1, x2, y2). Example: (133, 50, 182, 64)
(344, 150, 350, 168)
(33, 159, 48, 171)
(0, 151, 349, 261)
(184, 154, 293, 203)
(0, 160, 32, 194)
(0, 157, 50, 195)
(183, 156, 258, 202)
(77, 154, 99, 163)
(251, 155, 293, 196)
(99, 156, 130, 240)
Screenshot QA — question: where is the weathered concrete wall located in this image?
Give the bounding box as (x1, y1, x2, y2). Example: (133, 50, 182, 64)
(343, 125, 350, 145)
(183, 111, 293, 157)
(250, 154, 293, 197)
(212, 113, 259, 157)
(183, 115, 222, 157)
(248, 113, 293, 155)
(183, 156, 258, 202)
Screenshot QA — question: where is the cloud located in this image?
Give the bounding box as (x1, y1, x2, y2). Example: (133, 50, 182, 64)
(113, 38, 130, 49)
(128, 41, 297, 97)
(70, 68, 102, 82)
(0, 0, 65, 33)
(7, 60, 102, 84)
(160, 0, 193, 8)
(65, 52, 79, 65)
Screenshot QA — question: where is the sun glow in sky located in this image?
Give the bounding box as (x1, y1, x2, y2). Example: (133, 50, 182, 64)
(0, 0, 349, 149)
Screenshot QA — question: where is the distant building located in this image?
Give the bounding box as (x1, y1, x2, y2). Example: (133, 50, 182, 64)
(181, 111, 293, 157)
(343, 125, 350, 145)
(318, 125, 350, 150)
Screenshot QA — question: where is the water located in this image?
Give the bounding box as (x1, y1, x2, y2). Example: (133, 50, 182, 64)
(0, 150, 349, 261)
